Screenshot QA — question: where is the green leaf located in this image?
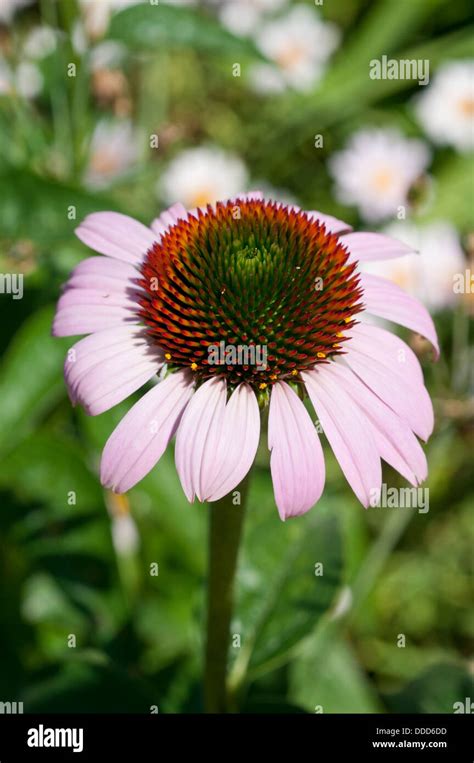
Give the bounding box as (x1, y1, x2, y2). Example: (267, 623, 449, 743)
(0, 165, 121, 247)
(22, 573, 87, 629)
(420, 154, 474, 230)
(329, 0, 448, 74)
(0, 431, 102, 518)
(23, 659, 155, 713)
(77, 401, 131, 455)
(28, 518, 111, 559)
(261, 26, 474, 154)
(0, 306, 69, 454)
(134, 591, 200, 670)
(383, 662, 474, 714)
(107, 4, 264, 59)
(132, 446, 206, 575)
(289, 623, 382, 713)
(230, 476, 344, 685)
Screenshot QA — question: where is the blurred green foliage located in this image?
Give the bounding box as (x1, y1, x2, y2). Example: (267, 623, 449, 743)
(0, 0, 473, 713)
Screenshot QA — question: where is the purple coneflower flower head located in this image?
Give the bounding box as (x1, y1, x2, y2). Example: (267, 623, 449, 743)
(53, 192, 438, 520)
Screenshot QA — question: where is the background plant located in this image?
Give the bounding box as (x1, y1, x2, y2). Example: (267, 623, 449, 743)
(0, 0, 472, 713)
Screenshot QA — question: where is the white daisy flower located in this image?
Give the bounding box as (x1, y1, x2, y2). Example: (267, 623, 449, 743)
(329, 128, 431, 222)
(159, 146, 249, 208)
(415, 60, 474, 153)
(79, 0, 196, 39)
(15, 61, 43, 98)
(0, 57, 43, 99)
(251, 4, 339, 93)
(249, 62, 287, 94)
(0, 0, 33, 24)
(84, 119, 140, 188)
(362, 220, 465, 312)
(0, 26, 55, 99)
(218, 0, 287, 38)
(89, 40, 127, 71)
(79, 0, 141, 39)
(71, 20, 89, 56)
(0, 58, 13, 95)
(23, 26, 57, 59)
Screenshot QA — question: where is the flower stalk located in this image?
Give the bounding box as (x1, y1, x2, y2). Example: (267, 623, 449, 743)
(204, 476, 249, 713)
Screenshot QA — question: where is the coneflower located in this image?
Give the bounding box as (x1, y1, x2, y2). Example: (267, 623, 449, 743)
(53, 192, 438, 520)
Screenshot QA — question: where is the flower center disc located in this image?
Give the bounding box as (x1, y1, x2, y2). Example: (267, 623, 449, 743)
(139, 199, 363, 389)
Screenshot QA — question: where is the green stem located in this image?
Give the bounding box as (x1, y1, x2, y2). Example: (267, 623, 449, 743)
(204, 476, 249, 713)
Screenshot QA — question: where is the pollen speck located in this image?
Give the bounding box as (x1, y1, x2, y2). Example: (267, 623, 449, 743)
(259, 382, 267, 390)
(165, 352, 172, 361)
(317, 352, 326, 358)
(190, 362, 198, 371)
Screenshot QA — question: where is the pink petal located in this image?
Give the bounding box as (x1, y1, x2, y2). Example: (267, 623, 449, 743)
(76, 212, 157, 264)
(268, 381, 325, 520)
(52, 303, 138, 337)
(343, 232, 415, 263)
(326, 362, 427, 485)
(57, 288, 138, 311)
(65, 326, 164, 415)
(175, 377, 228, 502)
(306, 210, 352, 234)
(303, 369, 381, 507)
(359, 273, 439, 357)
(65, 256, 141, 295)
(52, 255, 143, 337)
(101, 369, 194, 493)
(205, 383, 260, 502)
(348, 323, 424, 385)
(343, 343, 434, 441)
(151, 202, 188, 237)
